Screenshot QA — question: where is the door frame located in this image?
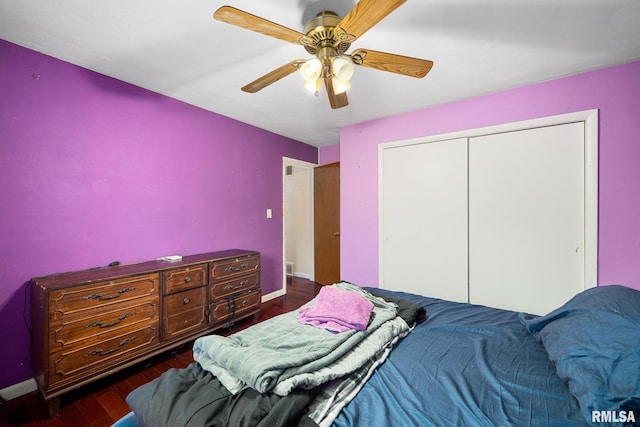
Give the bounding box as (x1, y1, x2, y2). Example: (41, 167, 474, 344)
(282, 157, 317, 294)
(378, 109, 599, 299)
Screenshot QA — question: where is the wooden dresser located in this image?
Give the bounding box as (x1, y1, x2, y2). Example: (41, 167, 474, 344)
(30, 249, 260, 417)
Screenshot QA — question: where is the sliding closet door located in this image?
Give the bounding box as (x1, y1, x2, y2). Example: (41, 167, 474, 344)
(380, 138, 468, 302)
(468, 123, 585, 314)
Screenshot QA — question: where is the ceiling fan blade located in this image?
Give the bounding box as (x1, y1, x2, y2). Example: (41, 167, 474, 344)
(324, 75, 349, 109)
(214, 6, 313, 46)
(350, 48, 434, 78)
(334, 0, 406, 43)
(241, 60, 306, 93)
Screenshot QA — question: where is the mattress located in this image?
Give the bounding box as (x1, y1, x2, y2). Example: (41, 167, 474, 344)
(334, 288, 589, 427)
(118, 284, 640, 426)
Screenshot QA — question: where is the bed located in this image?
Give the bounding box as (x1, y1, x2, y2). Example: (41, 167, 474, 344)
(115, 282, 640, 427)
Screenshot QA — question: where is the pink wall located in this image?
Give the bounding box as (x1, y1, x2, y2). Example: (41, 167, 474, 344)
(340, 60, 640, 291)
(0, 39, 317, 388)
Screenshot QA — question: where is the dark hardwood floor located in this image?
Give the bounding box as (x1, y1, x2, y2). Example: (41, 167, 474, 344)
(0, 277, 322, 427)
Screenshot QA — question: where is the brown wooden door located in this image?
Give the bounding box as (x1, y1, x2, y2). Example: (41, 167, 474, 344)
(314, 162, 340, 285)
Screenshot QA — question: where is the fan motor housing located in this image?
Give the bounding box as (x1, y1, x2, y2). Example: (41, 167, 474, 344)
(303, 11, 351, 55)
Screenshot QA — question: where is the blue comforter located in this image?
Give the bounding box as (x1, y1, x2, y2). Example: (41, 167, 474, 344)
(334, 289, 589, 427)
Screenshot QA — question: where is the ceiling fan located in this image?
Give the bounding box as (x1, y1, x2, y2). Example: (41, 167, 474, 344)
(213, 0, 434, 109)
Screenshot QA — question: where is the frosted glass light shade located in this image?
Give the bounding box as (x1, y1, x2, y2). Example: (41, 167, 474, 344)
(332, 57, 354, 82)
(332, 76, 351, 94)
(300, 58, 322, 81)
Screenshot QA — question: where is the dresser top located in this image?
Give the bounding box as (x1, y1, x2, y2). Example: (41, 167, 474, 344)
(31, 249, 259, 289)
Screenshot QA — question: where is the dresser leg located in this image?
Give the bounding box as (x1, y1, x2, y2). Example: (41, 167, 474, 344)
(47, 397, 60, 418)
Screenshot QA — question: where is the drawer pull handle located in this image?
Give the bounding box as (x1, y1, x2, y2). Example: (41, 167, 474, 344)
(183, 298, 190, 304)
(84, 311, 136, 329)
(184, 276, 191, 283)
(224, 263, 250, 272)
(224, 280, 249, 291)
(119, 311, 136, 321)
(84, 287, 136, 301)
(84, 337, 134, 357)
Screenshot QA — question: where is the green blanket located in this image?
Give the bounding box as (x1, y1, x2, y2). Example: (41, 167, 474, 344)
(193, 282, 399, 394)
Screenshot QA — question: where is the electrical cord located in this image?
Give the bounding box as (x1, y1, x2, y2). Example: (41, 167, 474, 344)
(21, 283, 32, 365)
(226, 294, 238, 332)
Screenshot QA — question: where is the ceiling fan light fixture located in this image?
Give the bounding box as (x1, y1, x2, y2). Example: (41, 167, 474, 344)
(332, 56, 354, 82)
(303, 75, 323, 96)
(332, 76, 351, 94)
(215, 4, 433, 109)
(300, 58, 322, 82)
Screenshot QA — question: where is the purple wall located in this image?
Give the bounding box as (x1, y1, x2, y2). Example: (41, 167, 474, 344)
(319, 144, 340, 165)
(0, 39, 317, 388)
(340, 60, 640, 291)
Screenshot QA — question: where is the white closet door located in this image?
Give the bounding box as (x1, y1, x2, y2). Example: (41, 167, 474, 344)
(380, 138, 468, 302)
(468, 123, 585, 315)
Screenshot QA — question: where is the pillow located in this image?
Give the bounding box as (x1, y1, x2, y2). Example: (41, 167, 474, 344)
(520, 285, 640, 425)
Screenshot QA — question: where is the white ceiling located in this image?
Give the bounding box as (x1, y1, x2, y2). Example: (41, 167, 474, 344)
(2, 0, 640, 147)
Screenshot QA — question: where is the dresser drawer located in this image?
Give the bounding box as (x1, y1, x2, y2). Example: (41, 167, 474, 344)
(164, 286, 206, 316)
(163, 264, 207, 294)
(211, 272, 259, 300)
(49, 325, 158, 387)
(210, 255, 259, 282)
(49, 274, 159, 320)
(163, 306, 208, 340)
(163, 286, 207, 340)
(49, 300, 158, 350)
(210, 289, 260, 324)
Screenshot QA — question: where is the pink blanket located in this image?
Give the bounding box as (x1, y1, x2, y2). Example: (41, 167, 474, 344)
(298, 286, 374, 333)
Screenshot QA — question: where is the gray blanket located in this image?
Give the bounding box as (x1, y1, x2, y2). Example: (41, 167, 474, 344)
(126, 362, 319, 427)
(193, 282, 400, 395)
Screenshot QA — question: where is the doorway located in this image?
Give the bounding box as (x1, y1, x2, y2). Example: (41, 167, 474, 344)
(283, 158, 316, 291)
